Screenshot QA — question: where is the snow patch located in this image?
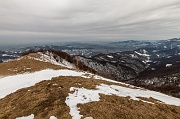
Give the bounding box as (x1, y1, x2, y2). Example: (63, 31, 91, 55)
(143, 49, 148, 54)
(135, 51, 150, 57)
(16, 114, 34, 119)
(49, 116, 57, 119)
(141, 100, 154, 104)
(84, 117, 93, 119)
(107, 55, 113, 58)
(130, 54, 137, 58)
(66, 84, 180, 119)
(166, 64, 172, 67)
(97, 84, 180, 105)
(65, 88, 102, 119)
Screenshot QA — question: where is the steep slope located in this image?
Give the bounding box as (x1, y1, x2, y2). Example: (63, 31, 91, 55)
(74, 47, 180, 98)
(126, 56, 180, 98)
(5, 49, 179, 98)
(0, 51, 180, 119)
(74, 51, 146, 81)
(21, 49, 97, 74)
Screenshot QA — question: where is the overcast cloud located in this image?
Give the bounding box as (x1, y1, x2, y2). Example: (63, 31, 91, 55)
(1, 0, 180, 44)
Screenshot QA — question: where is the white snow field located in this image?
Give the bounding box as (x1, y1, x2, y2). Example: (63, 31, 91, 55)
(0, 69, 180, 119)
(0, 69, 85, 99)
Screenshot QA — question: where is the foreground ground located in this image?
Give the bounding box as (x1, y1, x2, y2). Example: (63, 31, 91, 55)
(0, 52, 180, 119)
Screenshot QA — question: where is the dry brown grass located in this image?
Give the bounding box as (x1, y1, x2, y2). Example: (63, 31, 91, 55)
(0, 76, 104, 119)
(79, 94, 180, 119)
(0, 76, 180, 119)
(0, 53, 64, 77)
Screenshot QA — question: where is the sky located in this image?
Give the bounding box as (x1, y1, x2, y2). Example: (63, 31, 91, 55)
(1, 0, 180, 45)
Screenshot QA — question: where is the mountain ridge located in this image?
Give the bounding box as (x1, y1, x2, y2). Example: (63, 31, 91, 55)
(0, 49, 180, 119)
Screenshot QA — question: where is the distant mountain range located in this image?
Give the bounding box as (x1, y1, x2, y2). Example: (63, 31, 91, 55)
(1, 39, 180, 62)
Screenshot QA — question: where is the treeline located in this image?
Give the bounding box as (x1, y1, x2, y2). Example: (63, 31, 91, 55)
(21, 49, 97, 74)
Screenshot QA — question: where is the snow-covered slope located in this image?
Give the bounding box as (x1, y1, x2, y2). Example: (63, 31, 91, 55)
(0, 69, 85, 99)
(0, 51, 180, 119)
(0, 68, 180, 119)
(66, 83, 180, 119)
(27, 52, 75, 69)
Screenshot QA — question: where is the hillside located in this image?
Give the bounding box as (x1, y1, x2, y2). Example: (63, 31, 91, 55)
(0, 53, 64, 77)
(126, 56, 180, 98)
(74, 51, 146, 81)
(74, 47, 180, 98)
(0, 51, 180, 119)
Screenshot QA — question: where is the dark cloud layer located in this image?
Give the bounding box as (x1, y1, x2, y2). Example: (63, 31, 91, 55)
(1, 0, 180, 45)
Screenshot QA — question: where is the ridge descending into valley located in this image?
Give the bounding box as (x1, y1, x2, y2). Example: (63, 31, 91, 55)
(0, 50, 180, 119)
(1, 0, 180, 117)
(17, 48, 180, 98)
